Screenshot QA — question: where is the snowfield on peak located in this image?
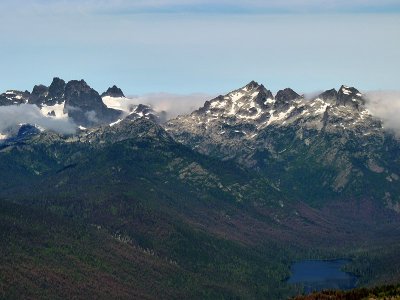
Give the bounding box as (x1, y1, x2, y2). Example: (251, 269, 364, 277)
(102, 96, 138, 113)
(102, 96, 161, 126)
(40, 101, 68, 119)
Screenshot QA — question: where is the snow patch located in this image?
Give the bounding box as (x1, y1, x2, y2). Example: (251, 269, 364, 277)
(314, 103, 329, 115)
(210, 100, 227, 109)
(359, 109, 370, 120)
(341, 87, 351, 95)
(102, 96, 137, 113)
(267, 106, 295, 125)
(110, 119, 123, 127)
(265, 98, 275, 104)
(40, 101, 68, 119)
(230, 91, 245, 102)
(251, 91, 259, 98)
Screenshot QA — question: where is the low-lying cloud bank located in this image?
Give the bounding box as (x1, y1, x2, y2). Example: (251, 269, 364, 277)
(365, 91, 400, 134)
(0, 104, 77, 135)
(121, 93, 212, 120)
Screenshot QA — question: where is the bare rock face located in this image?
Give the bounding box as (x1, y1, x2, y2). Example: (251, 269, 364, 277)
(24, 77, 67, 106)
(63, 80, 121, 127)
(336, 85, 365, 110)
(319, 88, 338, 102)
(101, 85, 125, 98)
(275, 88, 301, 112)
(0, 90, 30, 106)
(29, 84, 49, 105)
(46, 77, 66, 105)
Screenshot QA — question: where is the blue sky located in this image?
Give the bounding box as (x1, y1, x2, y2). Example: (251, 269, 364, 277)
(1, 1, 399, 95)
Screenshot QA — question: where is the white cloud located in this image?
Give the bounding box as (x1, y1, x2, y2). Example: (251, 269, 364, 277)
(0, 104, 77, 135)
(122, 93, 211, 120)
(365, 91, 400, 134)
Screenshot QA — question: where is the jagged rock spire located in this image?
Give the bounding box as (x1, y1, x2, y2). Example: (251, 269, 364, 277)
(101, 85, 125, 98)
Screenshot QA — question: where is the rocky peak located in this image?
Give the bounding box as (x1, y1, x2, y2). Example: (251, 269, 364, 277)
(274, 88, 300, 112)
(64, 80, 93, 96)
(135, 104, 154, 115)
(193, 80, 275, 120)
(101, 85, 125, 98)
(318, 88, 338, 102)
(336, 85, 365, 110)
(64, 79, 103, 107)
(46, 77, 66, 105)
(275, 88, 300, 103)
(25, 78, 66, 106)
(254, 85, 274, 109)
(17, 124, 41, 139)
(29, 84, 49, 105)
(0, 90, 30, 106)
(2, 124, 42, 143)
(64, 80, 121, 127)
(338, 85, 359, 95)
(82, 117, 173, 146)
(244, 80, 260, 90)
(126, 104, 161, 124)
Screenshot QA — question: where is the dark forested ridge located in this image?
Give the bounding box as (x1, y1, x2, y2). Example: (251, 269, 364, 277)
(292, 284, 400, 299)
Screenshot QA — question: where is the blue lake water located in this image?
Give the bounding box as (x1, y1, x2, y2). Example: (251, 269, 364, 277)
(287, 259, 358, 294)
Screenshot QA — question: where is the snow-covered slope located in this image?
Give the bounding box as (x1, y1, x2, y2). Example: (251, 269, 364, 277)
(40, 101, 68, 119)
(102, 96, 133, 112)
(102, 95, 161, 125)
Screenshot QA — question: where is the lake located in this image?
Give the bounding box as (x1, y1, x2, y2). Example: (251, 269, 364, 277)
(287, 259, 358, 294)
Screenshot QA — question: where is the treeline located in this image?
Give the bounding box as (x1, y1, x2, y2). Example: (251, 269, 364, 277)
(292, 283, 400, 300)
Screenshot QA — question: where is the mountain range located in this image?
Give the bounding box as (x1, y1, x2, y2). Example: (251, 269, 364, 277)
(0, 78, 399, 299)
(0, 77, 159, 131)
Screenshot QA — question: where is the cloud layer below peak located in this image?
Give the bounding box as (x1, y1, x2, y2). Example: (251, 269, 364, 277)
(0, 104, 77, 135)
(365, 91, 400, 135)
